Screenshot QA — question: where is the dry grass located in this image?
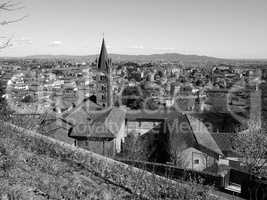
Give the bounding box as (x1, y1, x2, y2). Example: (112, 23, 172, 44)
(0, 121, 219, 200)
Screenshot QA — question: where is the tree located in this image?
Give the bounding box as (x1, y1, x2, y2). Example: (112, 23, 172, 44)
(0, 1, 27, 49)
(232, 123, 267, 176)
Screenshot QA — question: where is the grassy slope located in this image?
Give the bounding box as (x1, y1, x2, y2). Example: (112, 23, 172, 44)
(0, 131, 131, 200)
(0, 121, 224, 200)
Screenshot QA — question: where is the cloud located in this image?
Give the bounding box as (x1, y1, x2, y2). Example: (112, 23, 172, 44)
(129, 45, 144, 49)
(128, 45, 175, 51)
(152, 47, 175, 51)
(49, 40, 62, 47)
(12, 37, 33, 46)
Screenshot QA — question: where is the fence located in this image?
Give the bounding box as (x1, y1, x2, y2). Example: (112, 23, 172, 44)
(118, 159, 267, 199)
(229, 168, 267, 200)
(117, 159, 224, 188)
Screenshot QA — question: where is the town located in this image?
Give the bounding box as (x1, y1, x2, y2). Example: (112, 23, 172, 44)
(1, 0, 267, 199)
(1, 38, 267, 199)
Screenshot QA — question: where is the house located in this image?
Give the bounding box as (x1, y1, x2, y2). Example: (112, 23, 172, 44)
(166, 114, 223, 171)
(204, 89, 229, 112)
(68, 107, 126, 157)
(38, 95, 102, 144)
(122, 111, 223, 171)
(122, 122, 164, 162)
(38, 109, 74, 144)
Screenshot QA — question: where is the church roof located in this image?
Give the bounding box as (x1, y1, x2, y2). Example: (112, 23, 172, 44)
(38, 110, 71, 135)
(62, 97, 102, 120)
(68, 107, 126, 140)
(97, 38, 110, 72)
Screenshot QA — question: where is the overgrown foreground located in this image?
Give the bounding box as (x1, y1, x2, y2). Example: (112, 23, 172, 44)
(0, 122, 218, 200)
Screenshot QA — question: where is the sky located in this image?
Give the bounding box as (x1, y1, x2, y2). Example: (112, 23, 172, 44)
(0, 0, 267, 58)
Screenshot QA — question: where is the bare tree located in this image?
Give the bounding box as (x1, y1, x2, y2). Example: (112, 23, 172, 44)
(0, 0, 27, 49)
(170, 149, 184, 167)
(232, 122, 267, 176)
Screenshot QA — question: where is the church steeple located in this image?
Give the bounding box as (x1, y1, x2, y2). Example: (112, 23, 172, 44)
(97, 38, 110, 72)
(95, 38, 113, 108)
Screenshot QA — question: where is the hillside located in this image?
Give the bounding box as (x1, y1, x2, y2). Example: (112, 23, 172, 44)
(0, 122, 222, 200)
(0, 125, 131, 199)
(1, 53, 267, 65)
(24, 53, 224, 63)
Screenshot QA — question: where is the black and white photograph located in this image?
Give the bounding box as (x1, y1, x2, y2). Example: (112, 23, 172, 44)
(0, 0, 267, 199)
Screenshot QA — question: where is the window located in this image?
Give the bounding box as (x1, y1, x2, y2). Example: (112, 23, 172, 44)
(194, 159, 200, 164)
(101, 75, 106, 81)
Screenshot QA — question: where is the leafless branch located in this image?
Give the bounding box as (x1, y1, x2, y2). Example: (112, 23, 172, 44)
(0, 37, 11, 49)
(233, 127, 267, 175)
(0, 1, 24, 11)
(0, 1, 27, 49)
(0, 14, 28, 25)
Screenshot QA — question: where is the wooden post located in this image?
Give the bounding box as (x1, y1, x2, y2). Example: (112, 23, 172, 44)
(192, 152, 194, 170)
(102, 141, 105, 156)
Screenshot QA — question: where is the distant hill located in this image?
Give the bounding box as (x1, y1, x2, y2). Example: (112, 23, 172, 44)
(23, 53, 224, 63)
(1, 53, 267, 65)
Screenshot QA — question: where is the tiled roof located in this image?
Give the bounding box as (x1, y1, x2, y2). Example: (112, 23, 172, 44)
(105, 107, 126, 136)
(63, 98, 101, 121)
(70, 121, 114, 140)
(186, 115, 223, 156)
(68, 107, 126, 140)
(81, 97, 102, 113)
(166, 116, 197, 149)
(65, 106, 89, 125)
(126, 109, 179, 121)
(211, 133, 233, 152)
(39, 110, 62, 124)
(39, 110, 71, 135)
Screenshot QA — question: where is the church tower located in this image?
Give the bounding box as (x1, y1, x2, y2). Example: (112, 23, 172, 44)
(96, 38, 112, 108)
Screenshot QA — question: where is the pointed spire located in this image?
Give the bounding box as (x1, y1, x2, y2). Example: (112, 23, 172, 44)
(97, 38, 109, 71)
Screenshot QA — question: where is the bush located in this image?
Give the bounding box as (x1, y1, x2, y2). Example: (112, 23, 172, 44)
(0, 144, 15, 176)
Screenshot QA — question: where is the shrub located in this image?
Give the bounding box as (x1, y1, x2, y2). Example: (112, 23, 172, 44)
(0, 144, 15, 176)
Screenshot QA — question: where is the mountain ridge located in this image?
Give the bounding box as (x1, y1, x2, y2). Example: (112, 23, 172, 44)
(1, 53, 267, 64)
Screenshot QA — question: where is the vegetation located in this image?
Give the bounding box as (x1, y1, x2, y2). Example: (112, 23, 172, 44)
(0, 1, 26, 49)
(0, 121, 219, 200)
(232, 123, 267, 176)
(0, 132, 130, 199)
(0, 99, 39, 130)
